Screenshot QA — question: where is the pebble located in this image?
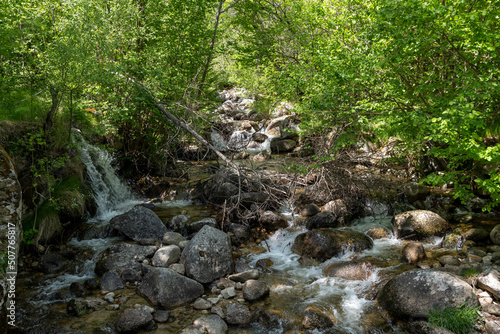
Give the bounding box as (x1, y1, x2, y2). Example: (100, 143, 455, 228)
(221, 287, 236, 299)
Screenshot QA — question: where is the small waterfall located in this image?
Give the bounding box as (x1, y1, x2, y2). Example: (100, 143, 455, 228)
(72, 132, 137, 221)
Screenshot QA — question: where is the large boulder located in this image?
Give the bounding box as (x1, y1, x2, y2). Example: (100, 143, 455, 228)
(242, 280, 270, 301)
(95, 243, 158, 276)
(377, 269, 479, 320)
(270, 138, 297, 153)
(181, 225, 233, 284)
(110, 206, 166, 242)
(115, 308, 154, 333)
(490, 224, 500, 245)
(305, 211, 339, 229)
(138, 268, 204, 309)
(392, 210, 449, 240)
(291, 228, 373, 262)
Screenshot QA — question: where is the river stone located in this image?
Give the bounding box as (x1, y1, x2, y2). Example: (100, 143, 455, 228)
(243, 279, 270, 301)
(321, 199, 348, 217)
(323, 261, 373, 280)
(100, 270, 124, 291)
(490, 225, 500, 245)
(300, 204, 321, 217)
(253, 149, 271, 162)
(110, 205, 166, 242)
(67, 297, 107, 316)
(377, 269, 479, 320)
(463, 228, 489, 242)
(305, 211, 339, 229)
(181, 225, 233, 284)
(139, 267, 203, 309)
(258, 211, 288, 231)
(476, 269, 500, 300)
(193, 298, 212, 310)
(169, 263, 185, 275)
(115, 308, 154, 333)
(226, 303, 252, 325)
(366, 227, 390, 239)
(39, 252, 70, 274)
(229, 269, 260, 283)
(188, 218, 217, 234)
(392, 210, 449, 240)
(402, 242, 426, 264)
(228, 223, 250, 245)
(162, 232, 185, 246)
(193, 315, 228, 334)
(180, 325, 207, 334)
(404, 321, 455, 334)
(95, 243, 158, 276)
(302, 305, 335, 331)
(152, 245, 181, 267)
(291, 228, 374, 262)
(252, 132, 268, 143)
(121, 268, 142, 283)
(239, 192, 269, 208)
(270, 138, 297, 153)
(403, 182, 430, 203)
(153, 310, 170, 323)
(168, 214, 190, 233)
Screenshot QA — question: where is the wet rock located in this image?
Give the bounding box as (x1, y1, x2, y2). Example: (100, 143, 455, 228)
(438, 255, 461, 266)
(321, 199, 348, 218)
(181, 225, 233, 284)
(115, 308, 154, 333)
(485, 320, 500, 334)
(229, 269, 260, 283)
(255, 258, 273, 270)
(463, 228, 489, 242)
(300, 204, 321, 217)
(366, 227, 390, 239)
(193, 315, 228, 334)
(100, 270, 124, 291)
(234, 260, 251, 273)
(292, 228, 374, 262)
(188, 218, 217, 234)
(181, 325, 208, 334)
(78, 224, 119, 240)
(169, 263, 185, 275)
(84, 278, 99, 291)
(402, 242, 426, 264)
(302, 305, 335, 331)
(239, 192, 269, 208)
(377, 269, 479, 320)
(110, 205, 166, 242)
(121, 268, 142, 283)
(270, 138, 297, 153)
(221, 287, 237, 299)
(490, 224, 500, 245)
(403, 182, 430, 203)
(305, 211, 339, 229)
(243, 279, 270, 301)
(252, 133, 268, 143)
(476, 269, 500, 300)
(138, 267, 204, 309)
(70, 282, 86, 297)
(152, 245, 181, 267)
(168, 214, 190, 234)
(323, 261, 373, 280)
(95, 243, 157, 276)
(226, 303, 252, 325)
(258, 211, 288, 231)
(39, 253, 69, 274)
(483, 303, 500, 316)
(153, 310, 170, 323)
(162, 231, 186, 246)
(67, 297, 107, 316)
(392, 210, 449, 240)
(194, 298, 212, 310)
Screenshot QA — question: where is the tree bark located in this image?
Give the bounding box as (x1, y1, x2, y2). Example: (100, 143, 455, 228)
(44, 86, 61, 135)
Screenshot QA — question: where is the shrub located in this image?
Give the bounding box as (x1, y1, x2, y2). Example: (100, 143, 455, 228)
(428, 303, 480, 334)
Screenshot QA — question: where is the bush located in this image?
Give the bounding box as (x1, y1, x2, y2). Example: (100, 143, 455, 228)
(428, 303, 480, 334)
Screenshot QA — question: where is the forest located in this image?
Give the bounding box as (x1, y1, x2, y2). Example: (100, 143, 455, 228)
(2, 0, 499, 211)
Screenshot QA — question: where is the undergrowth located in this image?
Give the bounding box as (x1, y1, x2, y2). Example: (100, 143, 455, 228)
(428, 303, 481, 334)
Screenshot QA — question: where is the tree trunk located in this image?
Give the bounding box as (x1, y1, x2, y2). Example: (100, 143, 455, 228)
(44, 86, 61, 135)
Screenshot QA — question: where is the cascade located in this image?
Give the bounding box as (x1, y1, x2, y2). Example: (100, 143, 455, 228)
(72, 132, 137, 221)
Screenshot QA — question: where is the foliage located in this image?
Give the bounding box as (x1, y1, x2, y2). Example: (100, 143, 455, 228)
(428, 303, 480, 334)
(460, 267, 479, 278)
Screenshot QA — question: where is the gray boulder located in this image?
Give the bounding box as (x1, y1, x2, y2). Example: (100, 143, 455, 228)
(305, 211, 339, 229)
(162, 231, 186, 246)
(95, 243, 157, 276)
(168, 214, 190, 233)
(110, 205, 166, 242)
(490, 224, 500, 245)
(115, 308, 154, 333)
(477, 269, 500, 300)
(100, 270, 124, 291)
(193, 315, 228, 334)
(67, 297, 107, 316)
(393, 210, 449, 240)
(302, 305, 335, 332)
(188, 218, 218, 234)
(243, 279, 270, 301)
(229, 269, 260, 283)
(181, 225, 233, 284)
(225, 303, 252, 325)
(270, 138, 297, 153)
(138, 267, 204, 309)
(152, 245, 181, 267)
(377, 269, 479, 320)
(291, 228, 373, 262)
